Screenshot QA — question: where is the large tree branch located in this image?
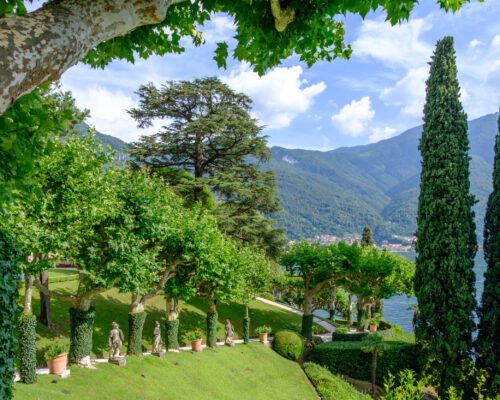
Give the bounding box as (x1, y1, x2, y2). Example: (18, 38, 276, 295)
(34, 277, 78, 305)
(0, 0, 186, 115)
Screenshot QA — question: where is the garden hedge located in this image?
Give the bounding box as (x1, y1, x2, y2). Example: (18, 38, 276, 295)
(127, 311, 146, 356)
(311, 339, 418, 385)
(303, 362, 371, 400)
(0, 230, 20, 399)
(165, 319, 179, 350)
(332, 321, 394, 342)
(273, 330, 304, 361)
(206, 311, 218, 347)
(69, 307, 95, 363)
(18, 314, 37, 384)
(243, 317, 250, 344)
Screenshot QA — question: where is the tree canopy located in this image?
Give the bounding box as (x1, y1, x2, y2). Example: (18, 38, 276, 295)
(0, 0, 481, 116)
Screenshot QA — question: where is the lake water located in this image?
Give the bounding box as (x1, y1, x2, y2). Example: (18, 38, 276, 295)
(316, 251, 487, 333)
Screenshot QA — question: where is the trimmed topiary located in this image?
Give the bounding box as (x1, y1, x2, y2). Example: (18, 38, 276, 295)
(206, 311, 218, 347)
(272, 330, 304, 361)
(243, 317, 250, 344)
(165, 319, 179, 350)
(127, 311, 146, 356)
(301, 314, 314, 340)
(0, 230, 20, 399)
(69, 307, 95, 364)
(18, 314, 37, 384)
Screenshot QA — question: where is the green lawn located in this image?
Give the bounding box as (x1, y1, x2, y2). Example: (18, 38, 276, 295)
(14, 344, 317, 400)
(25, 273, 326, 362)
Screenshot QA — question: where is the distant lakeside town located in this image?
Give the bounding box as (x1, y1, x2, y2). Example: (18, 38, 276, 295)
(314, 234, 417, 252)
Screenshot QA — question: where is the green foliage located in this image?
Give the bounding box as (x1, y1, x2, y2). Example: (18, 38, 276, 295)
(361, 227, 375, 247)
(380, 370, 426, 400)
(44, 339, 69, 361)
(69, 307, 95, 363)
(476, 114, 500, 393)
(415, 36, 477, 394)
(127, 312, 147, 356)
(165, 319, 180, 350)
(311, 338, 418, 385)
(243, 317, 250, 344)
(255, 325, 272, 334)
(18, 314, 36, 384)
(272, 330, 304, 361)
(206, 311, 218, 347)
(332, 332, 368, 342)
(303, 362, 371, 400)
(0, 84, 87, 203)
(187, 329, 203, 341)
(128, 77, 285, 258)
(0, 228, 19, 399)
(361, 333, 385, 355)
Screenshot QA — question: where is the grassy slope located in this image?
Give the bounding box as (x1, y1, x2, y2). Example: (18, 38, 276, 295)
(14, 344, 317, 400)
(29, 271, 324, 362)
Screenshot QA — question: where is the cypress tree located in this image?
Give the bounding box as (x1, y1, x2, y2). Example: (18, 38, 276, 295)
(476, 112, 500, 392)
(414, 36, 477, 393)
(361, 226, 374, 247)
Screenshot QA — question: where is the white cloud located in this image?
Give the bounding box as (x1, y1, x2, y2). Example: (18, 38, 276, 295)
(492, 35, 500, 49)
(369, 127, 397, 143)
(223, 64, 326, 129)
(469, 39, 483, 49)
(62, 84, 156, 142)
(353, 18, 433, 69)
(202, 15, 235, 45)
(380, 67, 428, 118)
(331, 96, 375, 136)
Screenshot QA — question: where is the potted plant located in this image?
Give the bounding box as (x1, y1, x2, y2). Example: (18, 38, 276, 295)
(369, 313, 382, 332)
(45, 338, 69, 375)
(255, 325, 272, 344)
(187, 329, 203, 352)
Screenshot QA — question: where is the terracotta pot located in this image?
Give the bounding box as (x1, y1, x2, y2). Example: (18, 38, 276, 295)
(369, 324, 378, 332)
(47, 352, 68, 375)
(191, 339, 202, 352)
(259, 333, 268, 344)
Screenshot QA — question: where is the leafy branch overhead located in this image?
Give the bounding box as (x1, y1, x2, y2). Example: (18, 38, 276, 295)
(0, 0, 481, 115)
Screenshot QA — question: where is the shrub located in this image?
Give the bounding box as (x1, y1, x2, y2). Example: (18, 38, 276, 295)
(44, 338, 69, 360)
(187, 329, 203, 341)
(0, 231, 20, 399)
(332, 321, 394, 342)
(68, 307, 95, 363)
(255, 325, 272, 334)
(273, 330, 304, 361)
(165, 319, 179, 350)
(311, 339, 418, 385)
(18, 314, 37, 384)
(206, 311, 217, 347)
(127, 311, 146, 356)
(243, 317, 250, 344)
(303, 362, 371, 400)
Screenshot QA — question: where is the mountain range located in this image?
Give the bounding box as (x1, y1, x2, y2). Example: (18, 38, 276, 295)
(81, 112, 499, 242)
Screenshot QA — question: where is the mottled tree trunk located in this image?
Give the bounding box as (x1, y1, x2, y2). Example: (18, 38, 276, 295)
(347, 293, 353, 327)
(39, 271, 52, 328)
(371, 350, 377, 394)
(0, 0, 184, 115)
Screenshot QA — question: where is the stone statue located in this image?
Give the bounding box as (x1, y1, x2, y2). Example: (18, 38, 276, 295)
(152, 321, 163, 354)
(108, 321, 124, 360)
(224, 319, 234, 347)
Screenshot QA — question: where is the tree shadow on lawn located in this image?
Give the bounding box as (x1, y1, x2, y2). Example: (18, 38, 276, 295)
(27, 289, 305, 361)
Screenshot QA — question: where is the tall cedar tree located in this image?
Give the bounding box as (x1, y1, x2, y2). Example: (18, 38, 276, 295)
(128, 77, 285, 258)
(476, 113, 500, 392)
(414, 36, 477, 393)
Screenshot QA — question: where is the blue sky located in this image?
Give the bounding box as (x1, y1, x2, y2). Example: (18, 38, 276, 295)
(37, 1, 500, 150)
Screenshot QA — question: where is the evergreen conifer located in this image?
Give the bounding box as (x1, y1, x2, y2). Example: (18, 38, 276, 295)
(476, 112, 500, 393)
(414, 36, 477, 393)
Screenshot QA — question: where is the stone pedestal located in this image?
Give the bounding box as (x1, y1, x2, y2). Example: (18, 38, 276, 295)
(109, 356, 126, 366)
(152, 352, 165, 358)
